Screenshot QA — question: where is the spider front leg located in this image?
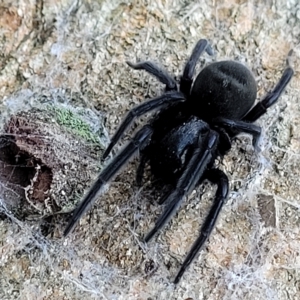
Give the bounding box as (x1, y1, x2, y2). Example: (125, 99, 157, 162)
(144, 130, 219, 243)
(174, 168, 229, 284)
(102, 91, 184, 159)
(64, 125, 153, 236)
(180, 39, 214, 95)
(243, 50, 294, 123)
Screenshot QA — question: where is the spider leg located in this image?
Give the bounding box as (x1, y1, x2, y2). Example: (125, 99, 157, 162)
(174, 168, 229, 284)
(213, 117, 261, 148)
(180, 39, 214, 95)
(64, 125, 153, 236)
(126, 61, 177, 91)
(216, 127, 232, 155)
(102, 91, 184, 160)
(144, 130, 219, 243)
(243, 51, 294, 122)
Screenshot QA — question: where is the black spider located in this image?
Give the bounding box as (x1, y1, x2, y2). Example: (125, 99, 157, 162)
(64, 39, 294, 284)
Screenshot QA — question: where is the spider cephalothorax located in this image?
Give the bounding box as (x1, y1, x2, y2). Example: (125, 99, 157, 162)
(64, 39, 293, 284)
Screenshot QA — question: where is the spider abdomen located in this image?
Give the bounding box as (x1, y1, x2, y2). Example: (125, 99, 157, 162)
(190, 61, 257, 121)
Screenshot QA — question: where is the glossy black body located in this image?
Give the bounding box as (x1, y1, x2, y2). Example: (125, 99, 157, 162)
(64, 39, 294, 284)
(144, 60, 257, 184)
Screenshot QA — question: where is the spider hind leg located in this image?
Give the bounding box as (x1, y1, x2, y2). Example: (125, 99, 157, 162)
(243, 52, 294, 122)
(126, 61, 177, 91)
(180, 39, 213, 95)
